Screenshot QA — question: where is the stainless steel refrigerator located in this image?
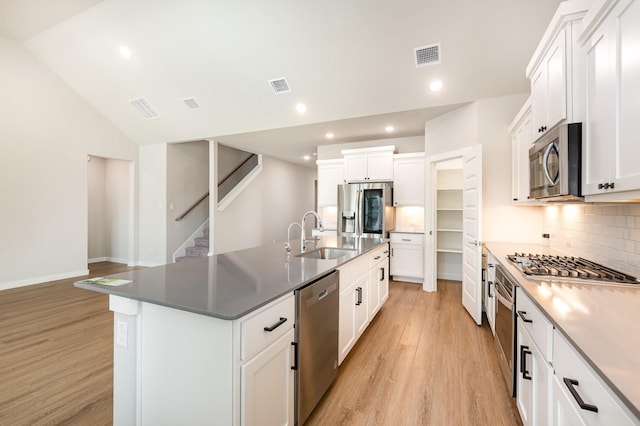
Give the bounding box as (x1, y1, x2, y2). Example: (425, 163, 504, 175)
(337, 182, 394, 238)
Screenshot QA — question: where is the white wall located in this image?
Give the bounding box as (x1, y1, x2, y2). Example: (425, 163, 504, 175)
(88, 156, 130, 263)
(166, 141, 209, 262)
(88, 156, 107, 260)
(105, 159, 130, 263)
(138, 144, 167, 266)
(214, 156, 316, 254)
(317, 135, 424, 160)
(425, 95, 543, 244)
(0, 36, 138, 290)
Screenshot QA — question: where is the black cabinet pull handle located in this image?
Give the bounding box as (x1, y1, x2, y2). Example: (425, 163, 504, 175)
(374, 255, 381, 260)
(610, 182, 615, 189)
(518, 310, 533, 323)
(520, 345, 532, 380)
(488, 281, 493, 298)
(380, 267, 385, 282)
(598, 183, 604, 189)
(291, 342, 298, 371)
(563, 378, 598, 413)
(264, 317, 287, 332)
(356, 287, 362, 305)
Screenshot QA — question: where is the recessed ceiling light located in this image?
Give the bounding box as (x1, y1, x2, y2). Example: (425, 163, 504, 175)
(325, 132, 334, 139)
(296, 103, 306, 114)
(303, 155, 311, 161)
(119, 46, 133, 59)
(429, 79, 443, 92)
(385, 126, 395, 133)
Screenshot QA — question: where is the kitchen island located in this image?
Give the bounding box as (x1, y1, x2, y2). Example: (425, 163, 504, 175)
(75, 236, 387, 426)
(485, 242, 640, 423)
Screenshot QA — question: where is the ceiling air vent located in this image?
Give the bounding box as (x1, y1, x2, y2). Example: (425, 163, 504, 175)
(268, 77, 291, 94)
(129, 97, 160, 119)
(414, 43, 441, 68)
(182, 97, 201, 110)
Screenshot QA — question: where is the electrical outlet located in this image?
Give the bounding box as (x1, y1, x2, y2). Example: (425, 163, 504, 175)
(116, 320, 128, 348)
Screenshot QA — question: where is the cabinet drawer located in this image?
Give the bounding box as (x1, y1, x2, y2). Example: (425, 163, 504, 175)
(369, 244, 389, 268)
(390, 233, 424, 245)
(553, 330, 637, 425)
(516, 287, 553, 362)
(338, 256, 369, 293)
(241, 294, 294, 361)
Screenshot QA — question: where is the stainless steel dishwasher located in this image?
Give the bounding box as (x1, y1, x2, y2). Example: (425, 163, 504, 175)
(294, 270, 339, 425)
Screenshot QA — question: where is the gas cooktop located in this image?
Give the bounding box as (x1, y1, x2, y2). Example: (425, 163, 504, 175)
(507, 253, 639, 285)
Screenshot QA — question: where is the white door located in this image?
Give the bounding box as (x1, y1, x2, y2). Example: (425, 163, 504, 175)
(461, 145, 482, 325)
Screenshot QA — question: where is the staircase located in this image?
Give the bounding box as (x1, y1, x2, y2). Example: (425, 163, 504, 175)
(175, 227, 209, 262)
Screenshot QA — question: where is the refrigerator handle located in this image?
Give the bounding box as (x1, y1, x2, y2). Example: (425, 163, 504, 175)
(356, 188, 362, 236)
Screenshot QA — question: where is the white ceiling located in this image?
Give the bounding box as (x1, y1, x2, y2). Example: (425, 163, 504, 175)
(1, 0, 562, 167)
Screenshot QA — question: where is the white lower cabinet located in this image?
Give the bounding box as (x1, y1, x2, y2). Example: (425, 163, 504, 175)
(123, 292, 295, 426)
(390, 232, 424, 283)
(241, 329, 295, 426)
(516, 314, 552, 426)
(484, 252, 496, 334)
(552, 330, 639, 425)
(337, 243, 389, 365)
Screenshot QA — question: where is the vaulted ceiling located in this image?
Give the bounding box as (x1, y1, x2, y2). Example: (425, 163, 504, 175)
(1, 0, 562, 166)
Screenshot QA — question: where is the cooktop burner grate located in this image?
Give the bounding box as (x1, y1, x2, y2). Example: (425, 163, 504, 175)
(507, 253, 639, 284)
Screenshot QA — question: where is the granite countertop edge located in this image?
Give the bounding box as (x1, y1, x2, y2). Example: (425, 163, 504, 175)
(484, 241, 640, 420)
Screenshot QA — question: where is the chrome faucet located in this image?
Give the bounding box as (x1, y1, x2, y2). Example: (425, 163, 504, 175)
(285, 222, 302, 254)
(300, 211, 324, 251)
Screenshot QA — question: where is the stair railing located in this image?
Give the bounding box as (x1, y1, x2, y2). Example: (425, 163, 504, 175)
(175, 192, 209, 221)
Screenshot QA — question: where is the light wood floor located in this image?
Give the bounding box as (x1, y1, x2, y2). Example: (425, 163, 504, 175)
(306, 280, 522, 426)
(1, 268, 521, 425)
(0, 262, 142, 425)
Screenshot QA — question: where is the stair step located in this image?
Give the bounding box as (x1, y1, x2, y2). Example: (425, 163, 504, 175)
(185, 246, 210, 257)
(195, 237, 209, 247)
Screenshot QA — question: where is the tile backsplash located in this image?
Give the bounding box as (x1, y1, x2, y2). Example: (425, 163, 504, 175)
(394, 206, 425, 232)
(544, 204, 640, 277)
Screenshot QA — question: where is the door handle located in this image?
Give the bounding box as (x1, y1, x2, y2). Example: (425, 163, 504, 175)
(563, 378, 598, 413)
(291, 342, 298, 371)
(264, 317, 287, 332)
(520, 345, 532, 380)
(517, 310, 533, 323)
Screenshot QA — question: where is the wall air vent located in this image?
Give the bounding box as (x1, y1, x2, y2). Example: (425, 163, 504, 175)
(182, 97, 201, 110)
(129, 97, 161, 119)
(268, 77, 291, 94)
(414, 43, 441, 67)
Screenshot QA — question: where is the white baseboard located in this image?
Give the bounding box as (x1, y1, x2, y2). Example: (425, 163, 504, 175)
(134, 261, 165, 267)
(89, 257, 130, 264)
(0, 269, 90, 291)
(391, 275, 423, 284)
(437, 273, 462, 281)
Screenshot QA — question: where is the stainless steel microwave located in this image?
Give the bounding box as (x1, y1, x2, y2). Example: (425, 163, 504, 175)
(529, 122, 582, 201)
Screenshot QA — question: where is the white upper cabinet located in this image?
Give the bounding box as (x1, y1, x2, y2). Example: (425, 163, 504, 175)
(393, 153, 425, 206)
(342, 145, 396, 182)
(580, 0, 640, 200)
(526, 0, 589, 139)
(509, 98, 534, 204)
(316, 159, 344, 207)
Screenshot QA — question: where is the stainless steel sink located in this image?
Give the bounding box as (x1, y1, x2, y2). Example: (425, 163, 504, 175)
(295, 247, 356, 260)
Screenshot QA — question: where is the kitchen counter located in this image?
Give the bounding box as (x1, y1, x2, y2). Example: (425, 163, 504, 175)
(75, 236, 386, 320)
(485, 242, 640, 420)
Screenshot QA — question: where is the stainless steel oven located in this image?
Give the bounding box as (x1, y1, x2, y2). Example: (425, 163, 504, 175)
(494, 264, 516, 396)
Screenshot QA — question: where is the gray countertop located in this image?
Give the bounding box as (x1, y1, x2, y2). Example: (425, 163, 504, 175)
(485, 242, 640, 420)
(75, 236, 387, 320)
